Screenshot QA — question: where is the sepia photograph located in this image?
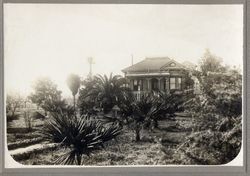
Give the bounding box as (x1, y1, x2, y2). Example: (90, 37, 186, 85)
(4, 3, 243, 166)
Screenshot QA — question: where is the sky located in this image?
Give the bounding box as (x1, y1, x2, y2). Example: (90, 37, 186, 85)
(4, 4, 243, 97)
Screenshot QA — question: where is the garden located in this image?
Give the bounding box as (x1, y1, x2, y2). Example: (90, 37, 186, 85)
(6, 51, 242, 165)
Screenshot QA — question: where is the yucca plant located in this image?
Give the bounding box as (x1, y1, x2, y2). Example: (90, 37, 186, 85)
(41, 110, 122, 165)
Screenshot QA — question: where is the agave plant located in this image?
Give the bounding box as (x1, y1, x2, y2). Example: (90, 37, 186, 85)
(41, 110, 122, 165)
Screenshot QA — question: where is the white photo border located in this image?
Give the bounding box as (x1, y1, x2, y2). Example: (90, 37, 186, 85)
(0, 0, 248, 175)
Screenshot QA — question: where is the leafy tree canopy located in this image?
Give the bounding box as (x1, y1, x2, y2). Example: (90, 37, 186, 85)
(78, 73, 131, 114)
(199, 49, 224, 75)
(28, 77, 65, 113)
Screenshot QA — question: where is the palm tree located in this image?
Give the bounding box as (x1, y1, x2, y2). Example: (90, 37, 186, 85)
(84, 73, 130, 113)
(119, 93, 163, 141)
(66, 74, 81, 111)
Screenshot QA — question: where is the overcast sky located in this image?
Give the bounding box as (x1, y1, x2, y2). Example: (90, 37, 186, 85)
(4, 4, 243, 97)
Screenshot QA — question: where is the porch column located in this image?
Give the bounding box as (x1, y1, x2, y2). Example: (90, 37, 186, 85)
(129, 79, 134, 90)
(165, 77, 170, 93)
(146, 78, 151, 91)
(157, 78, 162, 91)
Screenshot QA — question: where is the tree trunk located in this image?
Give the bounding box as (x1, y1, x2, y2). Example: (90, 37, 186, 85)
(73, 95, 76, 112)
(135, 128, 141, 142)
(76, 154, 81, 165)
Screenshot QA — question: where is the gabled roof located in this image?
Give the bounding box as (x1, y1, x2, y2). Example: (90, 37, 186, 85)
(122, 57, 185, 73)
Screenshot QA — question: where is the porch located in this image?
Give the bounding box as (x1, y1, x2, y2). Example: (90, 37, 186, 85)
(128, 77, 183, 92)
(127, 76, 187, 100)
(131, 89, 193, 101)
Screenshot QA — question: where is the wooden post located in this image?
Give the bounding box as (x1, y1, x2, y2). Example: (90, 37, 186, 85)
(157, 78, 162, 91)
(165, 77, 170, 93)
(146, 78, 151, 91)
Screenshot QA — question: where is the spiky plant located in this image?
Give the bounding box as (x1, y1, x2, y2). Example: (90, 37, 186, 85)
(125, 93, 163, 141)
(41, 110, 122, 165)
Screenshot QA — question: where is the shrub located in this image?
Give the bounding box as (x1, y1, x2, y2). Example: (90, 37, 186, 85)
(177, 61, 242, 165)
(174, 116, 241, 165)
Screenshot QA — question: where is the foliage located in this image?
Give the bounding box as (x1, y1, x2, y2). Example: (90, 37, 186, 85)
(158, 91, 192, 115)
(182, 73, 195, 90)
(119, 92, 187, 141)
(174, 116, 241, 165)
(78, 73, 131, 114)
(78, 77, 100, 116)
(178, 52, 242, 165)
(192, 71, 242, 119)
(24, 109, 33, 132)
(41, 110, 122, 165)
(6, 93, 23, 118)
(28, 77, 65, 114)
(199, 49, 225, 75)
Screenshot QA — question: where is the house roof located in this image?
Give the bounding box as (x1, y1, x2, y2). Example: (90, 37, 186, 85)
(122, 57, 185, 73)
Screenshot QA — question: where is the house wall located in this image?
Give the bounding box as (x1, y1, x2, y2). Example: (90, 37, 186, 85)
(126, 69, 191, 92)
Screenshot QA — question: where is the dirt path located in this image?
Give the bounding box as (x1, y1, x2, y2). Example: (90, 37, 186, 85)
(10, 143, 59, 161)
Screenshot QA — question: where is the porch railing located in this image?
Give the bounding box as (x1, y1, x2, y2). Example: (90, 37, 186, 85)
(132, 89, 197, 101)
(132, 91, 148, 101)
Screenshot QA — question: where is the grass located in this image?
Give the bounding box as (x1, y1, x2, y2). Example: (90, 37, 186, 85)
(14, 115, 193, 165)
(18, 131, 167, 165)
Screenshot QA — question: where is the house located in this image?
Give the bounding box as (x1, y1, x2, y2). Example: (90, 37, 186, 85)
(122, 57, 195, 99)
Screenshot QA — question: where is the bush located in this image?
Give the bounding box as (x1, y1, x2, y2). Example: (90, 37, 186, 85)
(174, 116, 241, 165)
(177, 62, 242, 165)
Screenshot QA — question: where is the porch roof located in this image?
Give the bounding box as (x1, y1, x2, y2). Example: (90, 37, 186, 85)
(122, 57, 185, 73)
(126, 72, 170, 77)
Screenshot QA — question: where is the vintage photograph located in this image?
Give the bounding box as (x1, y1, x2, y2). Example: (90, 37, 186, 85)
(4, 4, 243, 166)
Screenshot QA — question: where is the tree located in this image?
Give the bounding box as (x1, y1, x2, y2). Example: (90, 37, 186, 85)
(120, 93, 162, 141)
(79, 73, 130, 114)
(24, 108, 33, 132)
(199, 49, 224, 75)
(28, 77, 64, 115)
(66, 74, 81, 111)
(6, 93, 23, 118)
(178, 57, 242, 164)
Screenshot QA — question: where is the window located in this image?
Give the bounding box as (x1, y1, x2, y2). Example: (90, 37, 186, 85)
(133, 80, 138, 91)
(170, 78, 176, 90)
(170, 77, 182, 90)
(133, 80, 142, 91)
(176, 77, 181, 89)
